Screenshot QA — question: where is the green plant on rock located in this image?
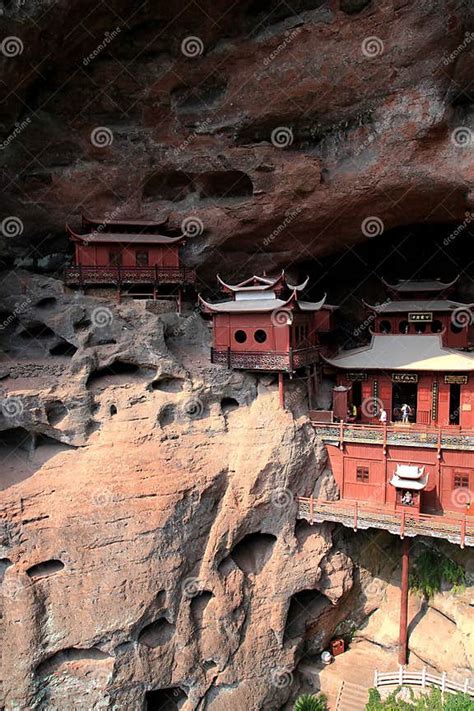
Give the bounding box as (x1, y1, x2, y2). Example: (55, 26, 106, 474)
(409, 548, 465, 599)
(365, 686, 473, 710)
(293, 692, 328, 711)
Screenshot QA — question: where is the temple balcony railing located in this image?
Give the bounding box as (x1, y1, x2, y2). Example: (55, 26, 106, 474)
(64, 265, 196, 286)
(297, 497, 474, 548)
(309, 419, 474, 452)
(211, 346, 320, 372)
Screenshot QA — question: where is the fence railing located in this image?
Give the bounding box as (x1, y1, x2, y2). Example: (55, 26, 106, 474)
(374, 667, 474, 697)
(64, 265, 196, 286)
(211, 346, 320, 372)
(309, 420, 474, 451)
(297, 496, 474, 548)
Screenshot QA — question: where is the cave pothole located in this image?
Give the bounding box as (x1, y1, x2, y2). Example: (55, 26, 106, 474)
(190, 590, 213, 627)
(284, 589, 333, 642)
(229, 532, 276, 575)
(26, 559, 65, 579)
(35, 297, 57, 309)
(138, 617, 175, 648)
(143, 171, 193, 202)
(18, 322, 55, 339)
(45, 400, 68, 426)
(49, 339, 78, 356)
(198, 170, 253, 200)
(87, 361, 149, 387)
(150, 377, 183, 393)
(221, 397, 239, 414)
(144, 687, 187, 711)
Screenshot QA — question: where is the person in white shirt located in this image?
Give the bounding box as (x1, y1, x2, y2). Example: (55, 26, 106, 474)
(401, 403, 411, 423)
(379, 407, 387, 424)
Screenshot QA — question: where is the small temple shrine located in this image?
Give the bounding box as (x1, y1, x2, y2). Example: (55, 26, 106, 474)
(199, 272, 334, 407)
(365, 276, 473, 349)
(64, 214, 196, 306)
(297, 276, 474, 664)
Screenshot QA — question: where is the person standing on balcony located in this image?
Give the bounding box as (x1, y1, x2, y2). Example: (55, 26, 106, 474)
(401, 403, 411, 423)
(379, 407, 387, 424)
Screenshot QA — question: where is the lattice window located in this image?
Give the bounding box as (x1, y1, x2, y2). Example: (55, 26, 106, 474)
(356, 466, 370, 482)
(454, 472, 469, 488)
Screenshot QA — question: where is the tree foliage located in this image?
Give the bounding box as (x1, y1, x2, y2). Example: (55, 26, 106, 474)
(366, 686, 473, 710)
(409, 549, 465, 599)
(293, 693, 328, 711)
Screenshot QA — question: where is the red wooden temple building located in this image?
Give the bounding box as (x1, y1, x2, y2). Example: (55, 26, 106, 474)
(296, 277, 474, 664)
(64, 215, 196, 305)
(199, 272, 335, 407)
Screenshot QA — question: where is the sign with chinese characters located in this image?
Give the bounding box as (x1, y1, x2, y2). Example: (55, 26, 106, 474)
(392, 373, 418, 383)
(408, 312, 433, 322)
(444, 374, 469, 385)
(347, 372, 368, 381)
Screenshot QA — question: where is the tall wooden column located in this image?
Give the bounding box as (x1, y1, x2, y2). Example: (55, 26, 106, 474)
(278, 372, 285, 409)
(399, 538, 410, 665)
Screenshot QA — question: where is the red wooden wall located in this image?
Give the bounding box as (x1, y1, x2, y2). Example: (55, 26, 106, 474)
(75, 243, 180, 268)
(373, 313, 469, 348)
(325, 442, 473, 517)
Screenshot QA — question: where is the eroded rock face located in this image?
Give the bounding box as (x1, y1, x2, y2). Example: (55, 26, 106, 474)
(0, 0, 473, 278)
(0, 273, 355, 710)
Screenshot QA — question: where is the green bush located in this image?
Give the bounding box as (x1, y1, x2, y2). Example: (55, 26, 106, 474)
(365, 686, 473, 710)
(293, 693, 328, 711)
(409, 549, 465, 599)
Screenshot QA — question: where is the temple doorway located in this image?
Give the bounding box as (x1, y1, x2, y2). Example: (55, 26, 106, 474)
(392, 382, 417, 422)
(449, 383, 461, 425)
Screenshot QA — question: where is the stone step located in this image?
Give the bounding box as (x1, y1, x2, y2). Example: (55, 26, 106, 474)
(335, 681, 369, 711)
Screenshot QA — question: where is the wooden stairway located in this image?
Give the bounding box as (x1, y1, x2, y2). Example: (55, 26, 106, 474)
(335, 680, 369, 711)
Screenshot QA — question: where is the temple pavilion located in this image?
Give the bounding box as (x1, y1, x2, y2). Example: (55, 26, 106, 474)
(64, 214, 195, 306)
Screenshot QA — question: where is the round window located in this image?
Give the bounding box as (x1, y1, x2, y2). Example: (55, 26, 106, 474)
(380, 320, 392, 333)
(234, 329, 247, 343)
(431, 320, 443, 334)
(254, 329, 267, 344)
(450, 323, 463, 334)
(399, 320, 409, 334)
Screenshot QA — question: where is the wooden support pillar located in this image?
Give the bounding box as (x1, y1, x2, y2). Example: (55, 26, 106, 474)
(178, 288, 183, 315)
(307, 367, 313, 410)
(278, 372, 285, 409)
(399, 537, 410, 666)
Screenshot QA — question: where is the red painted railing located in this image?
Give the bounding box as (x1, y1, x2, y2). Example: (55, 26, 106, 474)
(64, 264, 196, 286)
(309, 420, 474, 451)
(297, 496, 474, 547)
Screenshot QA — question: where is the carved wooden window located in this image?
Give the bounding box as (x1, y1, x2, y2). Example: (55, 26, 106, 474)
(356, 466, 369, 482)
(454, 472, 469, 488)
(109, 249, 122, 266)
(136, 250, 149, 266)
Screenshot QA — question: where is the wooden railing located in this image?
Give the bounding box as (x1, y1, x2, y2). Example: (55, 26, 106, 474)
(374, 667, 474, 697)
(297, 497, 474, 548)
(309, 420, 474, 451)
(211, 346, 320, 372)
(64, 265, 196, 286)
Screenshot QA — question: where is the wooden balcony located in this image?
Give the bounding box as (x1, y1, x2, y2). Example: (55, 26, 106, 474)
(297, 497, 474, 548)
(211, 346, 320, 372)
(309, 420, 474, 452)
(64, 265, 196, 286)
